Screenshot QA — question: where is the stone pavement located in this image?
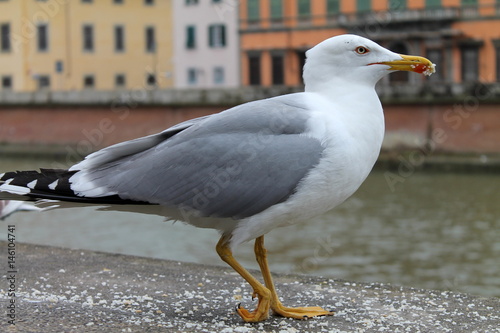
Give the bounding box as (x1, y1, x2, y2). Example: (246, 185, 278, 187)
(1, 242, 499, 333)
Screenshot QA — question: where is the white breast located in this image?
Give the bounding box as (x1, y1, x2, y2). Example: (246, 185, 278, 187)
(230, 91, 385, 248)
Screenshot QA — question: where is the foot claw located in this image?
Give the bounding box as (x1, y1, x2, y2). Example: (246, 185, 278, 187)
(271, 303, 334, 320)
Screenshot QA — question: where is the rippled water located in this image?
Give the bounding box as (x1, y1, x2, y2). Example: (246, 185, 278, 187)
(1, 155, 499, 297)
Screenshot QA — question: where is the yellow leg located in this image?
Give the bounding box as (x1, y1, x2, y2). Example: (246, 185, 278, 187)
(216, 235, 271, 322)
(254, 235, 334, 319)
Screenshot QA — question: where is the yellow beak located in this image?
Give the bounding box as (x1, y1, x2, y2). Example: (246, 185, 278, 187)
(375, 54, 436, 76)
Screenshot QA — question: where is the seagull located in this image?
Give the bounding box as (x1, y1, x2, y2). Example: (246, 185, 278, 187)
(0, 34, 434, 322)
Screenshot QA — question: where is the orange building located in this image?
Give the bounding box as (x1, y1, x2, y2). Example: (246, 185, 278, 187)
(239, 0, 500, 87)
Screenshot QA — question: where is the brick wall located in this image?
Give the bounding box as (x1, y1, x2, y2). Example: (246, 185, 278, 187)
(1, 103, 499, 155)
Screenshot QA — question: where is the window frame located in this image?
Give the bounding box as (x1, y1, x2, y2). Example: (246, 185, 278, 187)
(460, 45, 480, 82)
(208, 24, 226, 48)
(247, 0, 260, 22)
(0, 23, 11, 52)
(37, 23, 49, 52)
(297, 0, 311, 17)
(115, 73, 126, 88)
(248, 52, 261, 86)
(37, 75, 51, 90)
(145, 26, 156, 53)
(213, 66, 224, 85)
(114, 25, 125, 52)
(187, 67, 198, 85)
(82, 24, 94, 52)
(186, 25, 196, 49)
(271, 53, 285, 85)
(83, 74, 95, 89)
(270, 0, 283, 20)
(1, 75, 13, 90)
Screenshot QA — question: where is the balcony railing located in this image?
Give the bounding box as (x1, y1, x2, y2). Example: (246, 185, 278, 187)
(2, 83, 500, 106)
(241, 5, 496, 31)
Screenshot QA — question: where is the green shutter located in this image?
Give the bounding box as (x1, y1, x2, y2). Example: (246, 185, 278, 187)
(357, 0, 371, 12)
(221, 25, 226, 46)
(186, 25, 195, 49)
(270, 0, 283, 19)
(327, 0, 340, 14)
(208, 25, 214, 47)
(425, 0, 441, 8)
(297, 0, 311, 16)
(389, 0, 406, 10)
(247, 0, 259, 21)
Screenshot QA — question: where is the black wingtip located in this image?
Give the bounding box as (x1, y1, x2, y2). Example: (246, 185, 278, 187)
(0, 169, 151, 206)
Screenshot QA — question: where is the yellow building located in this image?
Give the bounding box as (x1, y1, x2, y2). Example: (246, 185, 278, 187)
(0, 0, 173, 92)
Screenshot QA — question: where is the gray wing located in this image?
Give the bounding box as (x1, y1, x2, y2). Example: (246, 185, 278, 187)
(71, 94, 324, 219)
(71, 115, 212, 171)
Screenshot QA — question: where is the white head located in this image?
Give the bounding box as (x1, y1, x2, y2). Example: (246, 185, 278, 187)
(303, 34, 435, 92)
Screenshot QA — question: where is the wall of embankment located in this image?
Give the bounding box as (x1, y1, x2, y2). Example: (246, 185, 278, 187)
(1, 89, 500, 164)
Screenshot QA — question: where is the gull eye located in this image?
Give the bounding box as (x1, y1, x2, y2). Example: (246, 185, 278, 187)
(355, 46, 369, 55)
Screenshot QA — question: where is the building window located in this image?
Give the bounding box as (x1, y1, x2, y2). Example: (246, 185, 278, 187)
(297, 0, 310, 17)
(425, 0, 441, 7)
(146, 73, 156, 86)
(461, 45, 480, 82)
(388, 42, 409, 83)
(357, 0, 371, 12)
(82, 25, 94, 52)
(55, 60, 64, 73)
(208, 24, 226, 48)
(186, 25, 196, 49)
(247, 0, 260, 22)
(495, 42, 500, 82)
(114, 25, 125, 52)
(327, 0, 340, 14)
(144, 0, 154, 5)
(114, 0, 124, 4)
(272, 54, 284, 85)
(0, 23, 11, 52)
(462, 0, 477, 5)
(186, 0, 198, 4)
(37, 75, 50, 90)
(145, 26, 156, 52)
(1, 76, 12, 90)
(389, 0, 406, 10)
(115, 74, 126, 88)
(248, 53, 261, 86)
(270, 0, 283, 20)
(187, 68, 197, 85)
(296, 50, 306, 84)
(213, 67, 224, 84)
(37, 23, 49, 52)
(83, 75, 95, 88)
(81, 0, 93, 3)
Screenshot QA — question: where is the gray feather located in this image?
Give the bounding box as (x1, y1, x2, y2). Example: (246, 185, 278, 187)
(71, 94, 324, 219)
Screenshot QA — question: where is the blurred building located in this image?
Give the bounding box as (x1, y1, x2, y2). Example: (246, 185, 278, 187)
(239, 0, 500, 89)
(173, 0, 239, 88)
(0, 0, 173, 92)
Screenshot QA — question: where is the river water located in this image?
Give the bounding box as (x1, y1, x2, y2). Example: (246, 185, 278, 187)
(1, 155, 499, 297)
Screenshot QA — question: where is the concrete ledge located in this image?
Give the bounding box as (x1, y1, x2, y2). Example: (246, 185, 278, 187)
(1, 242, 499, 332)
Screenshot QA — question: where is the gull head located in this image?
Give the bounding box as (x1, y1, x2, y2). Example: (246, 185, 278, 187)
(303, 34, 435, 91)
